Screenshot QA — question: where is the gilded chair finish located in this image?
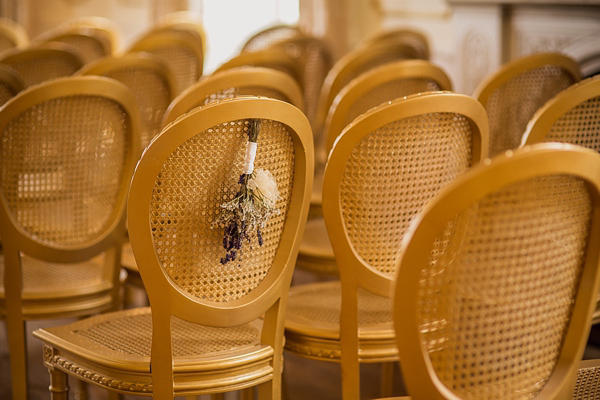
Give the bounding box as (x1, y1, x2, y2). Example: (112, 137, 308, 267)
(57, 16, 121, 55)
(0, 64, 24, 105)
(314, 40, 422, 138)
(0, 17, 28, 54)
(34, 96, 314, 399)
(393, 144, 600, 399)
(32, 26, 113, 64)
(300, 60, 452, 277)
(285, 92, 488, 399)
(358, 28, 430, 60)
(154, 10, 206, 57)
(128, 29, 204, 95)
(473, 52, 581, 157)
(242, 25, 303, 53)
(79, 53, 178, 148)
(214, 49, 303, 88)
(163, 66, 304, 126)
(0, 42, 85, 88)
(0, 76, 141, 399)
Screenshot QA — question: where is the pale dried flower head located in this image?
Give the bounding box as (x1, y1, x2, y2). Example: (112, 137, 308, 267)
(248, 169, 280, 206)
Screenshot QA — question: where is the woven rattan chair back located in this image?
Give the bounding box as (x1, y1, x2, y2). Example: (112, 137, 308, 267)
(128, 29, 204, 95)
(522, 75, 600, 152)
(214, 49, 303, 88)
(241, 25, 303, 53)
(56, 16, 120, 55)
(272, 36, 333, 130)
(0, 17, 28, 54)
(315, 40, 421, 136)
(153, 11, 206, 55)
(324, 59, 452, 154)
(0, 76, 141, 399)
(127, 96, 312, 397)
(79, 53, 177, 149)
(359, 28, 430, 60)
(0, 42, 84, 88)
(32, 26, 113, 64)
(323, 91, 488, 297)
(474, 52, 581, 157)
(0, 64, 23, 105)
(162, 66, 303, 126)
(394, 144, 600, 399)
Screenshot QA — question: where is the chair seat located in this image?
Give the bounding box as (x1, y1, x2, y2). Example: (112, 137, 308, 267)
(0, 254, 112, 319)
(33, 307, 274, 396)
(296, 218, 336, 276)
(284, 281, 396, 362)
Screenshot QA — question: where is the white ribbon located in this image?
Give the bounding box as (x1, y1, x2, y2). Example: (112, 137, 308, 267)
(243, 142, 258, 174)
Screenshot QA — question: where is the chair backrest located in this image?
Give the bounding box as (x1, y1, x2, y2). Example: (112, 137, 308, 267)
(394, 144, 600, 399)
(0, 17, 28, 54)
(0, 75, 140, 265)
(359, 28, 430, 60)
(162, 66, 304, 126)
(214, 49, 303, 87)
(127, 96, 313, 396)
(314, 39, 422, 136)
(0, 42, 85, 88)
(324, 59, 453, 153)
(522, 75, 600, 151)
(127, 29, 204, 95)
(0, 64, 23, 105)
(153, 11, 206, 56)
(474, 52, 581, 157)
(241, 25, 303, 53)
(32, 26, 113, 64)
(271, 36, 333, 130)
(79, 53, 177, 149)
(322, 92, 488, 297)
(56, 16, 120, 55)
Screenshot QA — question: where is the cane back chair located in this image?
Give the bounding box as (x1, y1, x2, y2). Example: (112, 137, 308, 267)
(153, 10, 206, 55)
(358, 28, 430, 60)
(393, 144, 600, 399)
(0, 63, 23, 105)
(32, 25, 113, 64)
(0, 76, 141, 399)
(0, 42, 85, 88)
(57, 16, 120, 55)
(242, 25, 304, 53)
(128, 29, 204, 95)
(314, 40, 422, 138)
(299, 60, 453, 277)
(79, 53, 178, 149)
(474, 52, 581, 157)
(33, 96, 314, 399)
(0, 17, 28, 54)
(284, 92, 488, 399)
(214, 49, 303, 89)
(163, 66, 304, 126)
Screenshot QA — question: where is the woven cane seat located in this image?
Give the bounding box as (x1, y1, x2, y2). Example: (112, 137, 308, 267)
(285, 281, 395, 361)
(574, 360, 600, 399)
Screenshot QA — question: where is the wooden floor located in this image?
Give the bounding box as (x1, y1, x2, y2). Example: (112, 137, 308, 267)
(2, 267, 600, 399)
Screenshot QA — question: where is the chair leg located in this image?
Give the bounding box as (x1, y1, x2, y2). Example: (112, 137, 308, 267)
(241, 387, 255, 400)
(211, 393, 225, 400)
(6, 314, 27, 400)
(106, 391, 124, 400)
(74, 378, 88, 400)
(380, 362, 395, 397)
(48, 367, 70, 400)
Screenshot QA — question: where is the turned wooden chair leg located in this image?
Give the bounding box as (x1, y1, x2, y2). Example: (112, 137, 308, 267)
(6, 312, 28, 400)
(48, 367, 70, 400)
(211, 393, 225, 400)
(241, 386, 255, 400)
(380, 362, 395, 397)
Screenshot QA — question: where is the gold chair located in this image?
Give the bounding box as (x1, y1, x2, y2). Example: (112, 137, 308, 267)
(153, 10, 206, 56)
(358, 28, 430, 60)
(393, 144, 600, 399)
(0, 63, 24, 105)
(0, 42, 85, 88)
(300, 60, 453, 277)
(127, 29, 204, 95)
(242, 25, 303, 53)
(473, 52, 581, 157)
(162, 66, 304, 126)
(0, 76, 141, 400)
(284, 92, 488, 400)
(214, 49, 303, 88)
(33, 96, 314, 399)
(56, 16, 121, 56)
(78, 53, 178, 149)
(32, 25, 113, 64)
(314, 39, 422, 138)
(0, 17, 28, 54)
